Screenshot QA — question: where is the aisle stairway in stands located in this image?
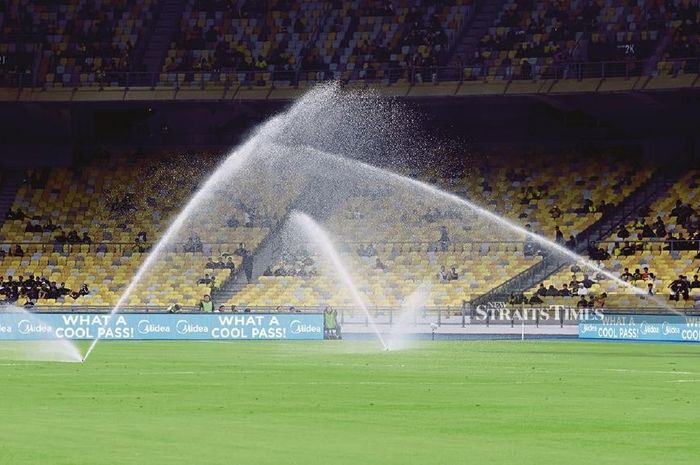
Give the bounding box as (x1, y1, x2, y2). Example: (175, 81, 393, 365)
(0, 170, 26, 227)
(448, 0, 506, 67)
(470, 169, 683, 307)
(141, 0, 188, 76)
(211, 176, 352, 308)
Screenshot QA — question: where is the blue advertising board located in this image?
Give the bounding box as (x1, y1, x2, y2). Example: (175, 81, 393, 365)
(579, 314, 700, 342)
(0, 313, 324, 341)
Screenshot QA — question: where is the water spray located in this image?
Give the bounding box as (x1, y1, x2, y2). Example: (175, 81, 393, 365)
(291, 211, 389, 351)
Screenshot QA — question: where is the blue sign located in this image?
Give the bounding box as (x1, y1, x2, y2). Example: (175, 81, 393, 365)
(579, 314, 700, 342)
(0, 313, 324, 341)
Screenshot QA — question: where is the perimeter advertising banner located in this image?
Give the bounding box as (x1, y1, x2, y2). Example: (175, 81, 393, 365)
(0, 313, 324, 341)
(579, 314, 700, 342)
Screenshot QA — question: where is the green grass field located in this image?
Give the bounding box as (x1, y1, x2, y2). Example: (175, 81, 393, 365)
(1, 340, 699, 465)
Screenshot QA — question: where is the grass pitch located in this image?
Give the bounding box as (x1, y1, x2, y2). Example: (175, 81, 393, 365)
(1, 340, 699, 465)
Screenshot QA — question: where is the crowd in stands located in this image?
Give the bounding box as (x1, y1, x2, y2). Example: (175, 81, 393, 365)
(0, 146, 696, 311)
(160, 0, 472, 86)
(465, 0, 694, 80)
(614, 198, 700, 248)
(1, 0, 158, 86)
(263, 247, 317, 277)
(656, 0, 700, 74)
(2, 0, 699, 88)
(0, 274, 89, 307)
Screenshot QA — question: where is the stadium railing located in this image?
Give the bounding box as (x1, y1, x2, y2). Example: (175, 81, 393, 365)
(0, 241, 254, 254)
(17, 305, 698, 326)
(2, 58, 698, 90)
(0, 241, 157, 255)
(591, 239, 700, 253)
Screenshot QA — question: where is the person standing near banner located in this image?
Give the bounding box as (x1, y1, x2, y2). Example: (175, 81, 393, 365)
(323, 306, 335, 339)
(199, 294, 214, 313)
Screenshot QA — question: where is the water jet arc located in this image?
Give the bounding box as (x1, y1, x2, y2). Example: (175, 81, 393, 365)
(290, 211, 389, 350)
(301, 146, 680, 314)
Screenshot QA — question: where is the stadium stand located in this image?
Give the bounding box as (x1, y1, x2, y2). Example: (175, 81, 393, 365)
(160, 0, 328, 87)
(0, 150, 298, 307)
(0, 0, 697, 313)
(226, 150, 652, 309)
(1, 0, 698, 91)
(159, 0, 473, 87)
(656, 0, 700, 75)
(0, 148, 655, 310)
(526, 170, 700, 310)
(466, 0, 670, 80)
(297, 0, 473, 84)
(0, 0, 158, 87)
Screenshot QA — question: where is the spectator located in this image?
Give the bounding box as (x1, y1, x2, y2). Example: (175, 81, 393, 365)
(448, 266, 459, 281)
(184, 237, 195, 252)
(536, 283, 547, 296)
(132, 238, 146, 253)
(565, 234, 577, 249)
(529, 293, 543, 304)
(620, 268, 633, 281)
(559, 283, 571, 297)
(549, 205, 562, 219)
(167, 303, 182, 313)
(554, 226, 564, 244)
(25, 220, 42, 233)
(10, 244, 24, 257)
(234, 242, 247, 256)
(581, 274, 595, 288)
(438, 265, 448, 282)
(569, 274, 580, 290)
(242, 251, 254, 283)
(198, 294, 214, 312)
(597, 200, 609, 214)
(632, 268, 642, 281)
(67, 230, 81, 243)
(523, 224, 536, 256)
(617, 225, 630, 239)
(6, 208, 26, 220)
(688, 275, 700, 288)
(43, 219, 58, 231)
(81, 232, 93, 244)
(595, 247, 610, 260)
(198, 274, 212, 285)
(193, 235, 203, 253)
(620, 241, 635, 256)
(669, 275, 689, 301)
(365, 243, 377, 257)
(653, 217, 666, 237)
(439, 226, 450, 252)
(375, 257, 387, 271)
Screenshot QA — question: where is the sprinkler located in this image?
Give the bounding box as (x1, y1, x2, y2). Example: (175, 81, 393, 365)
(430, 322, 438, 341)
